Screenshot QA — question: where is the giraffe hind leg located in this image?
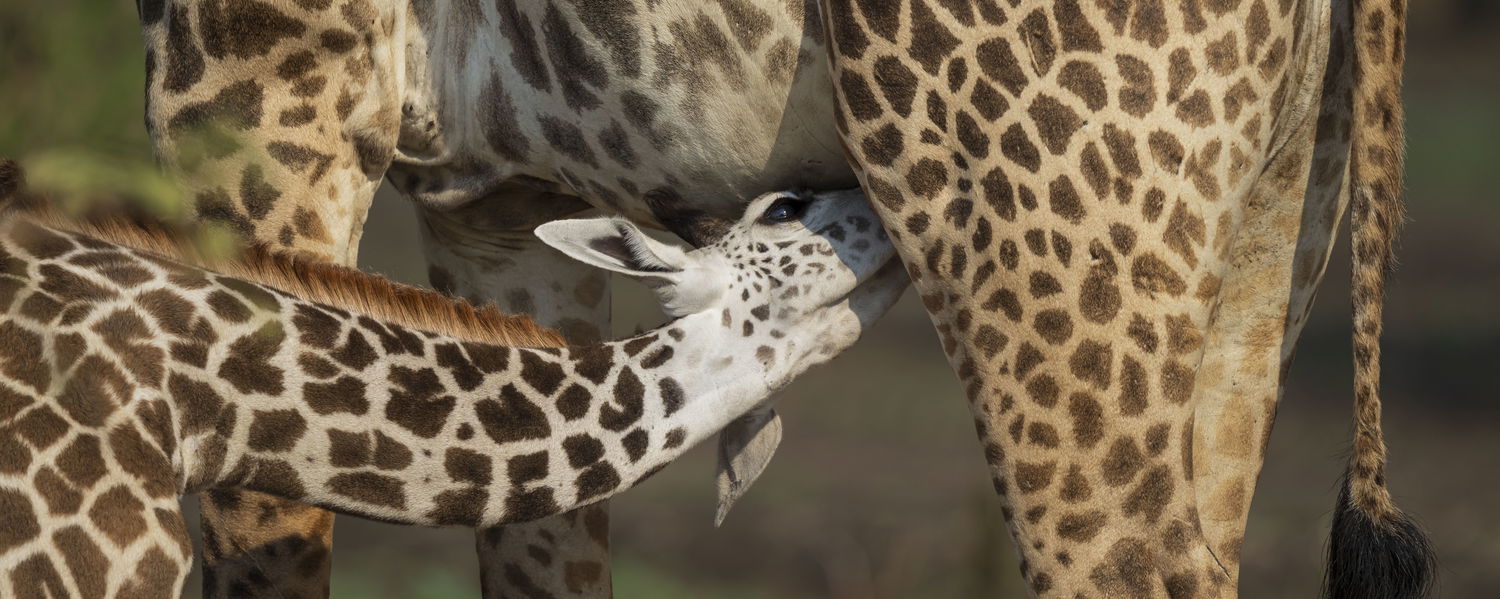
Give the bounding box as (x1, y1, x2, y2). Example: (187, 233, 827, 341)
(416, 199, 614, 597)
(199, 489, 334, 599)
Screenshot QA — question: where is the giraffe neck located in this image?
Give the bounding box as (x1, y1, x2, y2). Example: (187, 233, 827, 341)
(0, 213, 790, 530)
(189, 296, 775, 528)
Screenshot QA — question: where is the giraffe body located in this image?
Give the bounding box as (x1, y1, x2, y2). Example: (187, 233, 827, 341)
(138, 0, 1428, 596)
(141, 1, 855, 592)
(816, 0, 1429, 596)
(144, 0, 853, 255)
(0, 189, 904, 598)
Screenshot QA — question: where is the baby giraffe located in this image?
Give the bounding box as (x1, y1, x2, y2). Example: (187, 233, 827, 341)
(0, 189, 905, 598)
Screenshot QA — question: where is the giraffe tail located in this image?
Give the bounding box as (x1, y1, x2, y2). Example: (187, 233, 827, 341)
(1324, 1, 1435, 598)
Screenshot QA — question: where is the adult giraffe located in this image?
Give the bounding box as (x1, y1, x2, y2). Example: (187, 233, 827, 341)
(139, 1, 845, 596)
(818, 0, 1430, 596)
(136, 0, 1429, 597)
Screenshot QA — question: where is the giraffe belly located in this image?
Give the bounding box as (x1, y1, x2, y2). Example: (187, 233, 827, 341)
(387, 0, 854, 240)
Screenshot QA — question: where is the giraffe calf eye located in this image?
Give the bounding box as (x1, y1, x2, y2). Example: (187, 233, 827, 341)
(759, 198, 808, 225)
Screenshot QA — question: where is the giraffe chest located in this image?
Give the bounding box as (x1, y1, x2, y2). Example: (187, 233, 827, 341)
(386, 0, 855, 234)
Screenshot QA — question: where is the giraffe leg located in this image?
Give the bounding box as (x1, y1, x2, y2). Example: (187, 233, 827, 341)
(199, 490, 335, 599)
(128, 501, 196, 599)
(417, 200, 613, 597)
(475, 505, 612, 598)
(140, 2, 406, 592)
(1189, 3, 1355, 576)
(1, 481, 194, 598)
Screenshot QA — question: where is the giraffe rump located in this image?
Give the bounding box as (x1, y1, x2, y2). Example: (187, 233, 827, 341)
(1325, 1, 1435, 597)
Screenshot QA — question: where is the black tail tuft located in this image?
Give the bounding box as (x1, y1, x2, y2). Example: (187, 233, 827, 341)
(1324, 473, 1436, 599)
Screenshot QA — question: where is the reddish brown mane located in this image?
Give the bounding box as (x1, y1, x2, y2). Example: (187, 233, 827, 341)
(0, 174, 564, 348)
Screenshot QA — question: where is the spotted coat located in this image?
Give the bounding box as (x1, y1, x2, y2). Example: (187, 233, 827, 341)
(0, 189, 903, 598)
(136, 0, 1425, 597)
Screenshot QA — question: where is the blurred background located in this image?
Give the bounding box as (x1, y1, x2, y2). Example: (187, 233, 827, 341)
(2, 1, 1496, 596)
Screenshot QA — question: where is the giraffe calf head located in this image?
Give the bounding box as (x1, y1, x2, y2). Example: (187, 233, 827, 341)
(541, 189, 906, 524)
(536, 189, 904, 352)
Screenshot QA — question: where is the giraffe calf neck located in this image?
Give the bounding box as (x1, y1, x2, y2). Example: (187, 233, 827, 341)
(0, 189, 901, 596)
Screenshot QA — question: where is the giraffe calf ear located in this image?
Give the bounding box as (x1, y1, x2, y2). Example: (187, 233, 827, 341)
(540, 217, 729, 317)
(536, 218, 688, 278)
(714, 405, 782, 527)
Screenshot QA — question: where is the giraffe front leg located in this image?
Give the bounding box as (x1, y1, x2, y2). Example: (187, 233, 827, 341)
(417, 201, 613, 597)
(140, 0, 403, 264)
(140, 2, 407, 595)
(474, 505, 612, 598)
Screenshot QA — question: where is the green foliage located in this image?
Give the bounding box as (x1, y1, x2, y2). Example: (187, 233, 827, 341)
(0, 1, 259, 259)
(21, 150, 181, 216)
(0, 0, 150, 156)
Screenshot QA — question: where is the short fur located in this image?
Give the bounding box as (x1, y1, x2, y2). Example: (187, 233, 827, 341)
(0, 182, 902, 599)
(1326, 1, 1435, 597)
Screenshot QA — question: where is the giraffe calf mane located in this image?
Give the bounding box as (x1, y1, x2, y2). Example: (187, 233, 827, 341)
(0, 176, 564, 349)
